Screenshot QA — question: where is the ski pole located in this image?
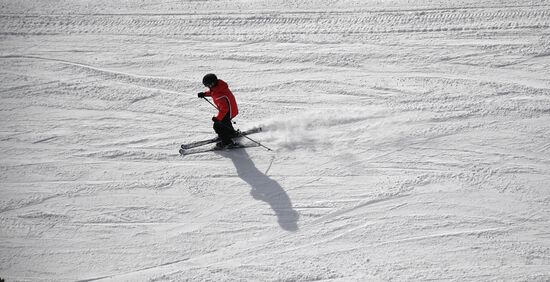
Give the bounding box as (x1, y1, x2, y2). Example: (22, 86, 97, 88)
(237, 131, 272, 151)
(203, 97, 218, 110)
(201, 97, 272, 151)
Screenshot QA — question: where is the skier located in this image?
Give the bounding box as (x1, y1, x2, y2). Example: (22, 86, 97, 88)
(197, 73, 239, 148)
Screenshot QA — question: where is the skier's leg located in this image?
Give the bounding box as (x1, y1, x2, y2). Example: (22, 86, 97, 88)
(213, 115, 237, 145)
(220, 115, 236, 145)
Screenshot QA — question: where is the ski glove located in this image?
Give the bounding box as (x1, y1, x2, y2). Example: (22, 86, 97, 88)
(197, 92, 206, 98)
(212, 116, 219, 122)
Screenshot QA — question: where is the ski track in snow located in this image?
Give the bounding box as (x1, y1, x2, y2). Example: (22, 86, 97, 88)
(1, 0, 550, 281)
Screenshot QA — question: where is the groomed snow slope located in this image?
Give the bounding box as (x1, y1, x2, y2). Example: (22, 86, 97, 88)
(1, 0, 549, 281)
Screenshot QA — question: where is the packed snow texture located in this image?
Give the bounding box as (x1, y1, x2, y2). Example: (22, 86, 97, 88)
(1, 0, 549, 281)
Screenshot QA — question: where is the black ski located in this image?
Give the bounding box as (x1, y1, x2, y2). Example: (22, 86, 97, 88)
(180, 127, 262, 150)
(179, 143, 259, 156)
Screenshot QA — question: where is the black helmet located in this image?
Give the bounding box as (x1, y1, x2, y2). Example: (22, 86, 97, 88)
(202, 73, 218, 88)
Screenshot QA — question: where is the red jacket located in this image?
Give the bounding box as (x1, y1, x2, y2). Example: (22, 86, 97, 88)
(205, 80, 239, 121)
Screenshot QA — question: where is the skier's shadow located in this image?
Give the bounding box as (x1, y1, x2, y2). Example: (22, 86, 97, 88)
(217, 149, 299, 231)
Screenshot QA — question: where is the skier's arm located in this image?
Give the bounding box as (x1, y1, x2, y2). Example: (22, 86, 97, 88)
(197, 91, 213, 98)
(215, 96, 230, 121)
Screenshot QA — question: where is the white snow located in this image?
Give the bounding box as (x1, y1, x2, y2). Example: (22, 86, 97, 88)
(1, 0, 549, 281)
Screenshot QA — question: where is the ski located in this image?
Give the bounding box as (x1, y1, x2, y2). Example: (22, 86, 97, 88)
(180, 127, 262, 150)
(179, 143, 258, 156)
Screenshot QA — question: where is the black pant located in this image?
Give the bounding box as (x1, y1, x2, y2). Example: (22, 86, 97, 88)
(213, 114, 237, 145)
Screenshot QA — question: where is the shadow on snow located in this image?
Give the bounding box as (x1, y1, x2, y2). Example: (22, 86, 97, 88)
(217, 149, 299, 231)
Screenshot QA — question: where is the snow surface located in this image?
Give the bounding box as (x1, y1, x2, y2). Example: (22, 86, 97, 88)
(1, 0, 550, 281)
